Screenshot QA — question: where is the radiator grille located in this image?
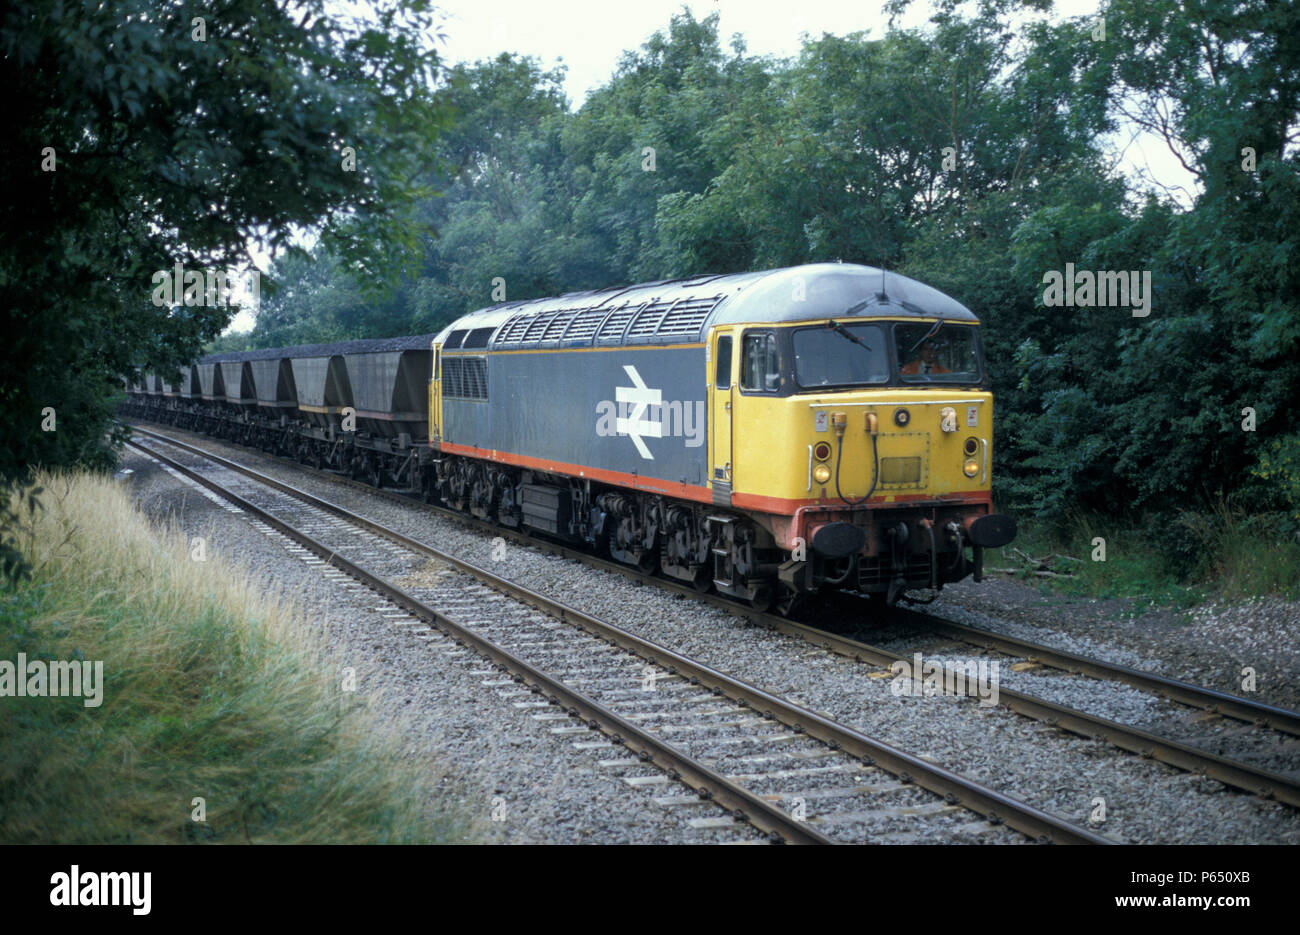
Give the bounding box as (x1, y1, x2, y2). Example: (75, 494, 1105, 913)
(443, 357, 488, 400)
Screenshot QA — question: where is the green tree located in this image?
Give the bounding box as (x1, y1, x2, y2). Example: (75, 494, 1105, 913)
(988, 0, 1300, 519)
(0, 0, 450, 578)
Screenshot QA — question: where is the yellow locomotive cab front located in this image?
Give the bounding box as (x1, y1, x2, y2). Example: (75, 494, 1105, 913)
(711, 312, 1016, 605)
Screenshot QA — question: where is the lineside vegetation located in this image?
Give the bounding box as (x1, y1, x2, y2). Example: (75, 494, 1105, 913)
(0, 472, 474, 844)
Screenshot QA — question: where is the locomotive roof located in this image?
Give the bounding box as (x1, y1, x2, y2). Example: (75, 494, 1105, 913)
(434, 263, 977, 350)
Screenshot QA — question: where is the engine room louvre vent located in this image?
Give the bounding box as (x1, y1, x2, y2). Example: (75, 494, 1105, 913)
(656, 297, 718, 335)
(494, 307, 587, 346)
(442, 357, 488, 400)
(495, 313, 533, 345)
(541, 310, 576, 341)
(595, 304, 639, 342)
(564, 308, 610, 341)
(522, 311, 560, 342)
(626, 299, 677, 337)
(484, 293, 722, 348)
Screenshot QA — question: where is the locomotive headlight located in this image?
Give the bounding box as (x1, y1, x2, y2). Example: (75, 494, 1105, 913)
(813, 463, 832, 485)
(962, 458, 979, 477)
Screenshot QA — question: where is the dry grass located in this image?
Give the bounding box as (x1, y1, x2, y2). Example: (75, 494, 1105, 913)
(0, 471, 475, 843)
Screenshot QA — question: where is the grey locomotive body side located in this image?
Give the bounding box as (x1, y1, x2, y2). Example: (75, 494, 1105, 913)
(441, 344, 709, 495)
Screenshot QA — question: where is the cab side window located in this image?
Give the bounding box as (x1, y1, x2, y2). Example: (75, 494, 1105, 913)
(715, 336, 733, 389)
(741, 332, 781, 393)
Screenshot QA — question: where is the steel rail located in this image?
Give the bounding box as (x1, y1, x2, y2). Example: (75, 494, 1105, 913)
(888, 606, 1300, 737)
(128, 437, 831, 845)
(130, 427, 1109, 844)
(787, 614, 1300, 808)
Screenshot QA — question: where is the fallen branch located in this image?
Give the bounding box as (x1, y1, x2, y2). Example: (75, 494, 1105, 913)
(988, 567, 1076, 579)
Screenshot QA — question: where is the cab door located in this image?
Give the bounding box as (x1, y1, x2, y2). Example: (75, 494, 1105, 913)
(708, 328, 735, 501)
(430, 342, 443, 444)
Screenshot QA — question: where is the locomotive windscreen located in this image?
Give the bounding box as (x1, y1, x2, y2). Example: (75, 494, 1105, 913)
(793, 323, 889, 388)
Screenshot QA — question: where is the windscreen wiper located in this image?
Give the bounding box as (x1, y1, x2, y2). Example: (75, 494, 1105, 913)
(907, 319, 944, 353)
(825, 318, 871, 352)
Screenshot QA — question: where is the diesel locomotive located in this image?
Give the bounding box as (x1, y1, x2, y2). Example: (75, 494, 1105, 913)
(124, 262, 1016, 612)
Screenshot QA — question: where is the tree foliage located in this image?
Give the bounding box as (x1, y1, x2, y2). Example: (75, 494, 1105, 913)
(1, 0, 450, 578)
(10, 1, 1298, 542)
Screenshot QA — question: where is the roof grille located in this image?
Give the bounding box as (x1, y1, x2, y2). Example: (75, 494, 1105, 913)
(626, 299, 677, 337)
(541, 310, 576, 341)
(657, 296, 718, 335)
(595, 304, 640, 341)
(484, 294, 723, 347)
(521, 311, 559, 342)
(495, 314, 532, 345)
(564, 308, 609, 341)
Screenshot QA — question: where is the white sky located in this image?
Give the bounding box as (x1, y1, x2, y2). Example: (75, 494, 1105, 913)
(227, 0, 1196, 332)
(426, 0, 1193, 196)
(435, 0, 1059, 106)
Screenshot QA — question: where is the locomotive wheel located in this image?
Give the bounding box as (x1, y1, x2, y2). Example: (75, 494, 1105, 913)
(775, 589, 803, 617)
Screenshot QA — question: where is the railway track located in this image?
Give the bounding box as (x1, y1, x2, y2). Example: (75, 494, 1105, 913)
(129, 422, 1300, 815)
(127, 429, 1108, 844)
(880, 606, 1300, 736)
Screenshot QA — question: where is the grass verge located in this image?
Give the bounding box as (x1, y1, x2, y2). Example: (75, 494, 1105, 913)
(992, 503, 1300, 612)
(0, 471, 476, 843)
